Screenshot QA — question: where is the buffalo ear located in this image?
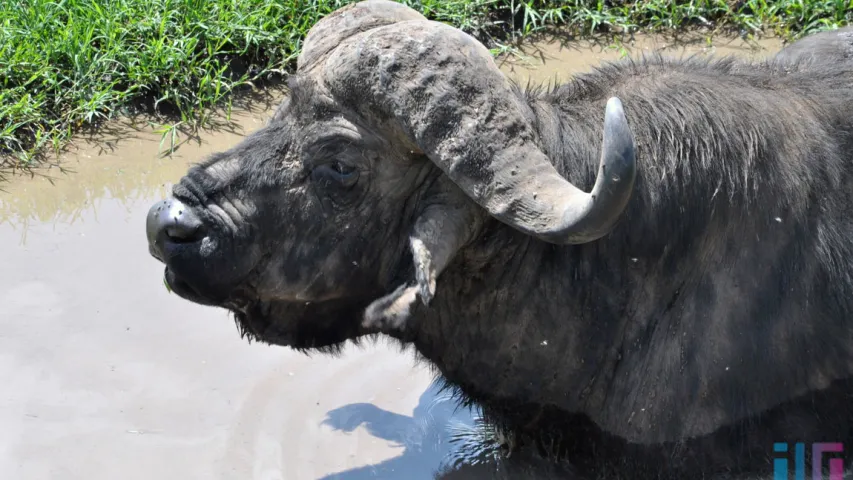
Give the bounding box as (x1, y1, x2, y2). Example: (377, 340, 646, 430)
(362, 183, 481, 331)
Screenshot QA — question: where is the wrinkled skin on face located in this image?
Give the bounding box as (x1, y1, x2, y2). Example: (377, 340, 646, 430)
(156, 75, 482, 349)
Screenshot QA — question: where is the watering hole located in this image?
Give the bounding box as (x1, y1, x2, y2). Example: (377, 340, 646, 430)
(0, 34, 783, 480)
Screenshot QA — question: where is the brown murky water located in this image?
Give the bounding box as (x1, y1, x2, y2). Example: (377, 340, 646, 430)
(0, 34, 783, 480)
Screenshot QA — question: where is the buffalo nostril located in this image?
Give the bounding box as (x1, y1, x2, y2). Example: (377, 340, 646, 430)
(165, 220, 205, 243)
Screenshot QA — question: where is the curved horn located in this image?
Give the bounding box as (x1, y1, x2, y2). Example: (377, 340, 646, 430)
(318, 9, 637, 244)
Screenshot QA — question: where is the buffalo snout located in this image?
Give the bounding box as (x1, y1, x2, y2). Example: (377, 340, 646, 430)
(146, 197, 206, 263)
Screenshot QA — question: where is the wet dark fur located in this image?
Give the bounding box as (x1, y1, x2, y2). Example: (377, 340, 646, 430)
(208, 50, 853, 478)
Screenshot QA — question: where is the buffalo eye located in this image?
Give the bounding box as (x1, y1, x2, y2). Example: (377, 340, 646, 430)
(311, 162, 359, 189)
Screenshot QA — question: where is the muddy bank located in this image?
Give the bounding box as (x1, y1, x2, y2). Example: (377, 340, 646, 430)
(0, 34, 782, 480)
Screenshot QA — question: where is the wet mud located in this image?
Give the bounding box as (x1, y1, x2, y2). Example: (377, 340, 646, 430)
(0, 33, 784, 479)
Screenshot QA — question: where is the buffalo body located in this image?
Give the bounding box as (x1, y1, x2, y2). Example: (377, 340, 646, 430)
(145, 4, 853, 478)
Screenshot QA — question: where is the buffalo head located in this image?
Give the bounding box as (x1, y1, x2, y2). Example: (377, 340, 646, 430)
(145, 0, 636, 350)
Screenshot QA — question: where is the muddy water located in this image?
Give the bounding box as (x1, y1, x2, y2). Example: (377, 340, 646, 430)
(0, 34, 782, 480)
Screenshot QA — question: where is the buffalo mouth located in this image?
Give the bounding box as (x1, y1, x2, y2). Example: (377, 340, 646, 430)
(161, 267, 302, 347)
(156, 243, 374, 351)
(163, 267, 223, 307)
(159, 264, 292, 344)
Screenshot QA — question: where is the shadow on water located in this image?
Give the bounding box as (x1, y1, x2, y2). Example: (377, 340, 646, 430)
(318, 379, 583, 480)
(318, 380, 478, 480)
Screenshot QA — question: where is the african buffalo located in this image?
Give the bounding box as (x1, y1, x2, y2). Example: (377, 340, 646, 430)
(145, 2, 853, 478)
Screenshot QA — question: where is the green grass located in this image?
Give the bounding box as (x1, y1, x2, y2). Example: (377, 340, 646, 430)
(1, 0, 850, 172)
